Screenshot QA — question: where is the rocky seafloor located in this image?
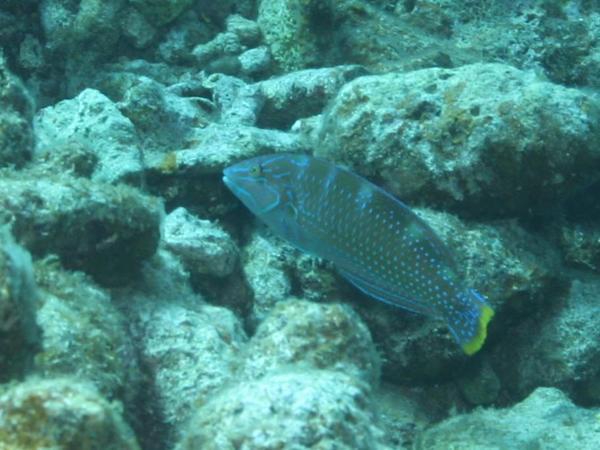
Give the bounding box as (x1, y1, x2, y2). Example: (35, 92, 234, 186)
(1, 1, 600, 449)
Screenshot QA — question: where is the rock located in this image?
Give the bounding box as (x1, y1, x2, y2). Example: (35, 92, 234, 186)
(492, 277, 600, 403)
(114, 249, 246, 446)
(241, 298, 381, 385)
(255, 65, 367, 129)
(156, 9, 217, 64)
(321, 0, 457, 73)
(129, 0, 195, 26)
(0, 378, 141, 450)
(558, 220, 600, 271)
(204, 55, 242, 76)
(131, 300, 245, 444)
(289, 249, 339, 303)
(34, 88, 144, 184)
(0, 173, 162, 285)
(317, 63, 600, 218)
(114, 247, 196, 307)
(225, 14, 262, 47)
(257, 0, 325, 72)
(87, 60, 188, 97)
(241, 231, 292, 326)
(173, 123, 307, 175)
(203, 74, 259, 125)
(33, 260, 140, 403)
(192, 30, 244, 68)
(177, 370, 390, 450)
(0, 227, 40, 382)
(256, 0, 334, 72)
(579, 44, 600, 89)
(119, 7, 157, 49)
(117, 77, 207, 153)
(453, 2, 600, 88)
(374, 383, 432, 450)
(415, 387, 600, 450)
(18, 34, 44, 70)
(456, 360, 501, 406)
(118, 250, 246, 442)
(239, 46, 271, 76)
(400, 1, 453, 37)
(0, 55, 34, 168)
(32, 138, 99, 179)
(163, 207, 238, 277)
(40, 0, 126, 59)
(241, 230, 341, 324)
(191, 14, 261, 73)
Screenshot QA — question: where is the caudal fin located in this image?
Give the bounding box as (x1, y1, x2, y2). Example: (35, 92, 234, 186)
(447, 290, 494, 355)
(461, 303, 494, 355)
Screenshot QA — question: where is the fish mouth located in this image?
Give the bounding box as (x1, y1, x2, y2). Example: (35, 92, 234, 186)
(222, 169, 241, 194)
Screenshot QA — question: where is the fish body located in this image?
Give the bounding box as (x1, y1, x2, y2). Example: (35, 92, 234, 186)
(223, 154, 493, 354)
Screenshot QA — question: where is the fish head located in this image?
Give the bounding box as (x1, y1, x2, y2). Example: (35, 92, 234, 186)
(223, 154, 307, 216)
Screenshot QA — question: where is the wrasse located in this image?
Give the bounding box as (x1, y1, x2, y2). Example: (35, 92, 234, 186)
(223, 154, 493, 354)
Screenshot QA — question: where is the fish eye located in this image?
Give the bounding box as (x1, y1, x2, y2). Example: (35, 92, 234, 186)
(249, 164, 262, 177)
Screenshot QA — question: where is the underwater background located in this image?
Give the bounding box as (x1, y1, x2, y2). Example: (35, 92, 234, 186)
(0, 0, 599, 449)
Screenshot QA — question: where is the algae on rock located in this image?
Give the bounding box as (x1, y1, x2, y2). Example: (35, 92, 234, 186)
(0, 378, 141, 450)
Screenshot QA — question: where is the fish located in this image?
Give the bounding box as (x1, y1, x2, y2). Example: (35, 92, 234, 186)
(223, 154, 494, 354)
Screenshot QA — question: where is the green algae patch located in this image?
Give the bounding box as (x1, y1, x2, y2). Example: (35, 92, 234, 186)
(159, 151, 179, 174)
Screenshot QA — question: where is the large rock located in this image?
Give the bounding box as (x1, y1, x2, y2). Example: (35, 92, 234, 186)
(450, 2, 600, 89)
(241, 298, 381, 385)
(40, 0, 126, 58)
(178, 370, 390, 450)
(492, 276, 600, 403)
(0, 378, 140, 450)
(0, 173, 162, 285)
(33, 260, 140, 403)
(318, 63, 600, 218)
(163, 207, 238, 278)
(117, 77, 207, 153)
(415, 387, 600, 449)
(132, 300, 245, 443)
(254, 65, 367, 129)
(257, 0, 325, 71)
(241, 231, 292, 325)
(116, 249, 247, 446)
(34, 88, 144, 184)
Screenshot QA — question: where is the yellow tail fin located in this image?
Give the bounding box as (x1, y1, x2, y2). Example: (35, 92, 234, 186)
(462, 304, 494, 355)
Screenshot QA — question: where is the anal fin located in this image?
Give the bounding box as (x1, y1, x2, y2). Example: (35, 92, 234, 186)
(338, 268, 435, 317)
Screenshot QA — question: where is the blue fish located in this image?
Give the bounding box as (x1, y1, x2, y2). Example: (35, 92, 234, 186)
(223, 154, 493, 354)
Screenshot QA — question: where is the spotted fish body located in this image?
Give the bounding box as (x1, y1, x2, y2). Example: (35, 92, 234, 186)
(223, 154, 493, 354)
